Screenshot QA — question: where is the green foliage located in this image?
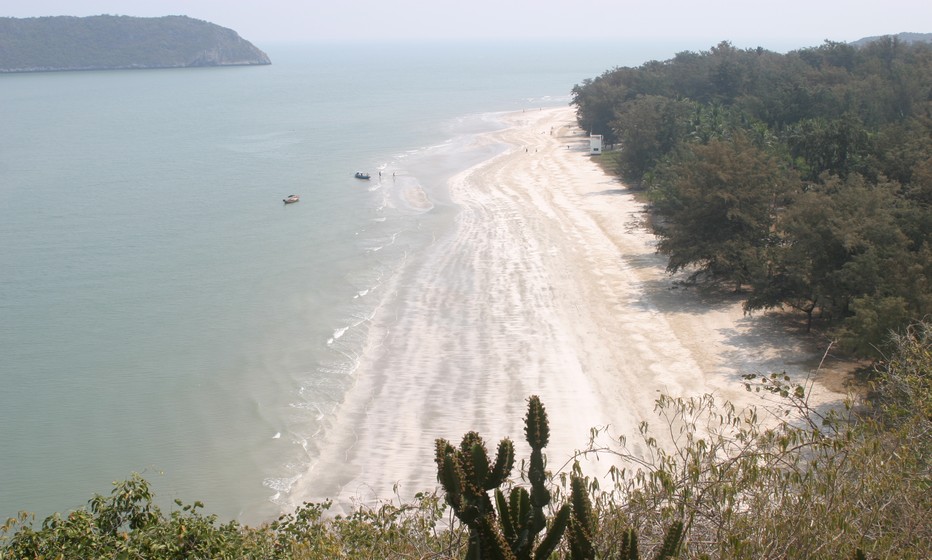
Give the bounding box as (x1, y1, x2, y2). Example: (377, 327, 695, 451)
(651, 132, 794, 290)
(869, 320, 932, 429)
(271, 492, 459, 559)
(1, 482, 460, 559)
(572, 38, 932, 356)
(610, 96, 695, 187)
(0, 473, 270, 559)
(567, 324, 932, 558)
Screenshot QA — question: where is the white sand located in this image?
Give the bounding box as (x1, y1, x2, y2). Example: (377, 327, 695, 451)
(288, 107, 843, 511)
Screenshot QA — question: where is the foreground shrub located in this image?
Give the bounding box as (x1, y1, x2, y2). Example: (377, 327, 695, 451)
(1, 478, 462, 559)
(4, 323, 929, 558)
(568, 325, 931, 558)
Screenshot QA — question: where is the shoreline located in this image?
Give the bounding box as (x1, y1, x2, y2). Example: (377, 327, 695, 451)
(286, 106, 845, 512)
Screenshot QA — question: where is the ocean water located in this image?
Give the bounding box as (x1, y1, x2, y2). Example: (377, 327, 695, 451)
(0, 41, 691, 523)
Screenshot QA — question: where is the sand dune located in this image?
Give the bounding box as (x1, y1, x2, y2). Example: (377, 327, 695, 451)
(288, 107, 843, 511)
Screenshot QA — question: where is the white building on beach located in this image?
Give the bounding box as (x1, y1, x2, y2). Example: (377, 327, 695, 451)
(589, 134, 602, 154)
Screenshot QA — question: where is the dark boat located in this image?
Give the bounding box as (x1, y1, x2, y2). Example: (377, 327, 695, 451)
(354, 172, 371, 180)
(283, 194, 300, 204)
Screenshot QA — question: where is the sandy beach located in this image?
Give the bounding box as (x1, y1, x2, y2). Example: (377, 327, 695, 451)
(289, 106, 845, 511)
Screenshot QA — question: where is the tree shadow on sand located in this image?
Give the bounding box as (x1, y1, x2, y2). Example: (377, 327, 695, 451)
(639, 277, 747, 315)
(584, 187, 629, 197)
(718, 305, 861, 404)
(640, 272, 860, 402)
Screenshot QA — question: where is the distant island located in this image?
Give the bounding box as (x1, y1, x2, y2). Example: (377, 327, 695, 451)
(0, 15, 270, 73)
(849, 31, 932, 47)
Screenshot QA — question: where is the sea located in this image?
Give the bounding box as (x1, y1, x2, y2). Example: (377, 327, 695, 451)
(0, 40, 707, 524)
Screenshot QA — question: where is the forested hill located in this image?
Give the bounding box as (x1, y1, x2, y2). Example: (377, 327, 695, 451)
(850, 32, 932, 47)
(0, 15, 270, 72)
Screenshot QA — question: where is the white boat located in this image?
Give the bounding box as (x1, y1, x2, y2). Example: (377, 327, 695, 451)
(283, 194, 300, 204)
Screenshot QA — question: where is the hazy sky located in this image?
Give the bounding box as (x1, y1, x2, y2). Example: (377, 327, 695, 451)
(4, 1, 929, 50)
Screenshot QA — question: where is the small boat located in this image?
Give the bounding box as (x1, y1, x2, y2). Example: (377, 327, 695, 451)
(283, 194, 300, 204)
(354, 171, 371, 180)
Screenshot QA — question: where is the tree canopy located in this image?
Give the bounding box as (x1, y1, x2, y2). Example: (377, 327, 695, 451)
(572, 38, 932, 356)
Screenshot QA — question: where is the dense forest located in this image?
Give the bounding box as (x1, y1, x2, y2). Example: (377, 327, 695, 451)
(0, 15, 270, 72)
(572, 37, 932, 357)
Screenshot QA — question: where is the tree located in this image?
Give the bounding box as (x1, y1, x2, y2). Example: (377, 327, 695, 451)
(611, 95, 694, 187)
(784, 114, 873, 181)
(651, 133, 794, 290)
(747, 173, 930, 344)
(572, 71, 630, 145)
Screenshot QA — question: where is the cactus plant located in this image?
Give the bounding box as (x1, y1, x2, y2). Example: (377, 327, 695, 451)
(436, 396, 685, 560)
(614, 520, 683, 560)
(618, 527, 639, 560)
(653, 520, 684, 560)
(435, 395, 569, 560)
(567, 475, 596, 559)
(435, 432, 515, 559)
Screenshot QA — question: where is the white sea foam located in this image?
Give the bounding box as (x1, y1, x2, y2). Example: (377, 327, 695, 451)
(327, 326, 348, 346)
(264, 474, 301, 494)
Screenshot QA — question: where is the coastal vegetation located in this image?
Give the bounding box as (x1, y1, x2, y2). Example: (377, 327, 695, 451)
(571, 37, 932, 358)
(3, 320, 929, 558)
(0, 15, 270, 72)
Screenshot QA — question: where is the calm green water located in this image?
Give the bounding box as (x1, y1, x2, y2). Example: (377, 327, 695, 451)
(0, 41, 689, 523)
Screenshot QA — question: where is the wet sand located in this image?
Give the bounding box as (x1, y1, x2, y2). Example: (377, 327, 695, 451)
(288, 107, 842, 510)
